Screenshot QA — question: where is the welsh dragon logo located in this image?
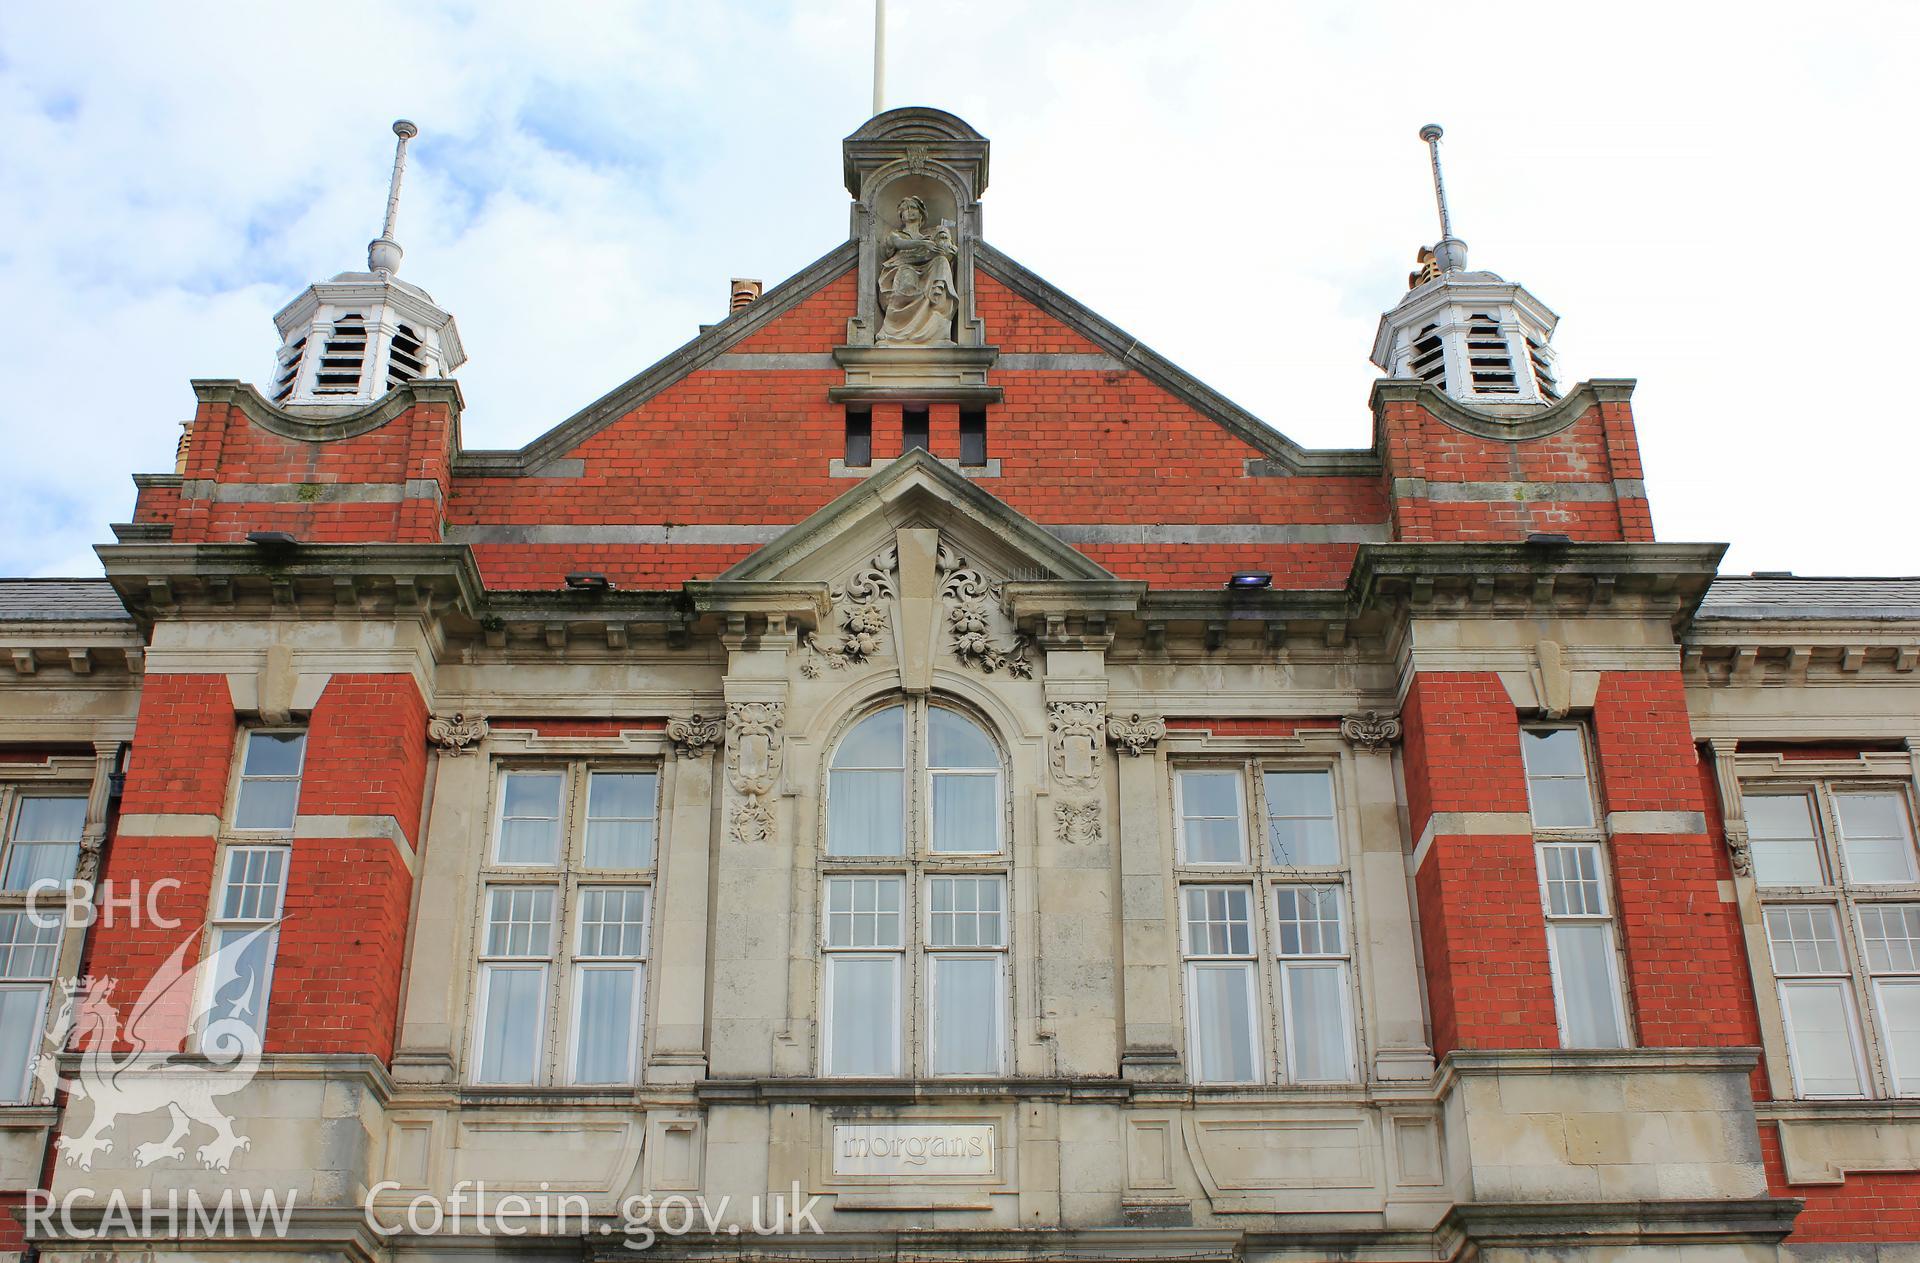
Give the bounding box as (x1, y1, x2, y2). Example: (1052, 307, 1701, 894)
(32, 924, 275, 1172)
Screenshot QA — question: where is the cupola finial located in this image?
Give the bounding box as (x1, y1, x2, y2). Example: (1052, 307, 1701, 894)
(1419, 123, 1467, 273)
(368, 119, 418, 278)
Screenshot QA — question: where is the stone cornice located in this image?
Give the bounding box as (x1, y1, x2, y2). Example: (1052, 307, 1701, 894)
(192, 378, 463, 444)
(1370, 377, 1635, 443)
(1349, 540, 1727, 627)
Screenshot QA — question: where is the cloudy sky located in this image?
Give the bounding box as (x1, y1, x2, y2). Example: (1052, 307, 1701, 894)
(2, 2, 1914, 578)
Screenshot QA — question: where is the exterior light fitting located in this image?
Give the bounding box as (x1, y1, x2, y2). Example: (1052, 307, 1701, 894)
(565, 572, 612, 592)
(1227, 571, 1273, 590)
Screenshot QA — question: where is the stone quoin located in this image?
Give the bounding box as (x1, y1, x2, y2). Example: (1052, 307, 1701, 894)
(1, 107, 1917, 1263)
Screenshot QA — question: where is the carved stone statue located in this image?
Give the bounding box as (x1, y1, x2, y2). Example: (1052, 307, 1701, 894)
(877, 195, 958, 346)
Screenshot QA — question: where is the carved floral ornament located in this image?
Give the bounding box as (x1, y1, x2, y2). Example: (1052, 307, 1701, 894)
(801, 547, 898, 677)
(725, 702, 785, 798)
(939, 541, 1032, 678)
(1048, 700, 1106, 844)
(666, 714, 723, 758)
(1339, 711, 1402, 751)
(427, 712, 489, 755)
(1106, 713, 1166, 757)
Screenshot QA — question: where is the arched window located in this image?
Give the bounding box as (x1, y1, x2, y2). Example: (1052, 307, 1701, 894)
(821, 699, 1008, 1077)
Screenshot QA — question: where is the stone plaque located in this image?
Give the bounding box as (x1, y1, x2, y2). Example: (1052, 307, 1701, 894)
(832, 1124, 996, 1177)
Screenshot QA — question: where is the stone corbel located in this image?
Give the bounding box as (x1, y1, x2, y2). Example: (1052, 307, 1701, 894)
(666, 714, 724, 758)
(1340, 711, 1403, 751)
(1106, 713, 1166, 758)
(1709, 737, 1752, 878)
(426, 712, 489, 756)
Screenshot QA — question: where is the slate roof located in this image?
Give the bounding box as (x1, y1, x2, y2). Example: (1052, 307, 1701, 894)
(0, 579, 134, 622)
(1697, 576, 1920, 621)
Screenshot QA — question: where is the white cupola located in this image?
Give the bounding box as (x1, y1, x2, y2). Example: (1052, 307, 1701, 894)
(268, 120, 465, 407)
(1371, 125, 1560, 404)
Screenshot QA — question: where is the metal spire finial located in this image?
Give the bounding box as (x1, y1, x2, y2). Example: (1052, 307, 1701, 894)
(1419, 123, 1452, 241)
(369, 119, 418, 277)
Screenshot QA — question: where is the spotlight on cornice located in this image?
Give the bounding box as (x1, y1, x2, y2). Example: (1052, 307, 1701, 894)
(246, 530, 299, 551)
(565, 572, 613, 592)
(1226, 571, 1273, 590)
(1526, 533, 1572, 546)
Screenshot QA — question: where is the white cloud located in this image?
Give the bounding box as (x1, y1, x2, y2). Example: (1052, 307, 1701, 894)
(1, 0, 1913, 577)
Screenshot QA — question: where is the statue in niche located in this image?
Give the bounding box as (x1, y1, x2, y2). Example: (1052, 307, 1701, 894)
(877, 195, 958, 346)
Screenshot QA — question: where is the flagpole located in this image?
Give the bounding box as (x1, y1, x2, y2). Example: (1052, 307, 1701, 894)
(872, 0, 886, 116)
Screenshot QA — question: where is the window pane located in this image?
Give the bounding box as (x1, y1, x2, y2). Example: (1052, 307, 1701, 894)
(1521, 729, 1594, 829)
(0, 987, 48, 1103)
(1183, 886, 1252, 956)
(577, 888, 648, 957)
(219, 848, 287, 920)
(833, 707, 904, 769)
(828, 769, 904, 856)
(1181, 771, 1241, 818)
(1780, 979, 1865, 1097)
(1551, 923, 1626, 1048)
(0, 913, 61, 978)
(1859, 905, 1920, 974)
(242, 732, 305, 777)
(1189, 962, 1258, 1083)
(1747, 793, 1823, 886)
(234, 779, 300, 831)
(1836, 793, 1919, 884)
(485, 887, 555, 957)
(572, 965, 641, 1084)
(1184, 817, 1244, 864)
(498, 772, 563, 864)
(929, 708, 997, 769)
(1541, 843, 1607, 917)
(930, 877, 1004, 948)
(931, 956, 1001, 1074)
(1765, 906, 1846, 974)
(1875, 980, 1920, 1097)
(825, 877, 903, 949)
(477, 965, 545, 1084)
(827, 956, 897, 1075)
(12, 798, 85, 841)
(2, 844, 79, 892)
(1265, 772, 1339, 867)
(584, 772, 656, 868)
(205, 925, 279, 1039)
(1282, 962, 1352, 1082)
(932, 773, 998, 853)
(1273, 886, 1345, 956)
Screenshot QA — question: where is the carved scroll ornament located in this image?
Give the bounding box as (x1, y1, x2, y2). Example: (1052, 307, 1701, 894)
(667, 714, 723, 758)
(1339, 711, 1402, 751)
(1106, 713, 1166, 757)
(427, 712, 489, 756)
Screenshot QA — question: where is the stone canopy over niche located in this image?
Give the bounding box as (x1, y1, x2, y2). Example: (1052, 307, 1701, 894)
(841, 108, 989, 351)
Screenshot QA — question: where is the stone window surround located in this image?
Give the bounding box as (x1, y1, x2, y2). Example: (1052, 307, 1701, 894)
(1164, 748, 1362, 1087)
(0, 752, 115, 1108)
(1519, 721, 1635, 1051)
(466, 756, 662, 1088)
(1729, 748, 1920, 1103)
(815, 696, 1013, 1080)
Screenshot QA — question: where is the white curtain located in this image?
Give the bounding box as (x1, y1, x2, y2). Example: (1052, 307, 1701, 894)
(1875, 981, 1920, 1095)
(1189, 963, 1256, 1082)
(1551, 924, 1625, 1048)
(3, 844, 79, 892)
(477, 965, 545, 1084)
(932, 773, 996, 853)
(0, 987, 47, 1102)
(828, 770, 904, 856)
(827, 956, 897, 1074)
(584, 772, 656, 868)
(931, 956, 1000, 1074)
(1781, 980, 1864, 1096)
(499, 772, 564, 865)
(1283, 962, 1352, 1081)
(572, 965, 641, 1084)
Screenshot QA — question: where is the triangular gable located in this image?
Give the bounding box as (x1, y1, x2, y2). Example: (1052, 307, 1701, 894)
(455, 237, 1375, 480)
(455, 240, 857, 476)
(720, 448, 1115, 585)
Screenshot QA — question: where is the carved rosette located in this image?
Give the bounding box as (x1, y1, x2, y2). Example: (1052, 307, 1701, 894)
(801, 547, 899, 678)
(725, 701, 786, 846)
(1106, 713, 1166, 758)
(1048, 700, 1106, 843)
(939, 542, 1033, 678)
(427, 712, 489, 756)
(1339, 711, 1403, 751)
(667, 714, 723, 758)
